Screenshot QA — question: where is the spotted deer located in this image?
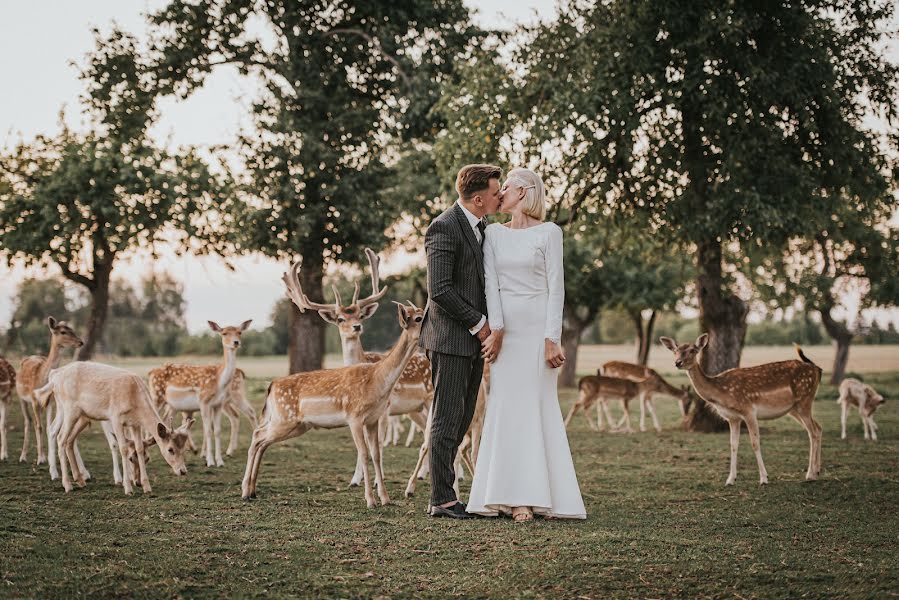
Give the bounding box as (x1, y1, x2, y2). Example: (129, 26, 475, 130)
(564, 374, 664, 432)
(660, 335, 823, 485)
(601, 361, 692, 431)
(0, 357, 16, 461)
(837, 378, 886, 441)
(148, 319, 251, 467)
(35, 362, 192, 495)
(282, 250, 433, 486)
(16, 317, 83, 466)
(242, 301, 424, 508)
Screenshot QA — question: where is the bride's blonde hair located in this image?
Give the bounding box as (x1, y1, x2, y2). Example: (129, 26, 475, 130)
(507, 168, 546, 221)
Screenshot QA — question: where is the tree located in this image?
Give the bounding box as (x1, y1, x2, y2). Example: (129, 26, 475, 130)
(4, 279, 71, 354)
(750, 206, 899, 383)
(511, 1, 898, 427)
(0, 29, 227, 360)
(148, 1, 474, 373)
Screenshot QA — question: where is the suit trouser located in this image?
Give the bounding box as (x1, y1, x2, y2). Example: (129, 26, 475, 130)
(427, 348, 484, 506)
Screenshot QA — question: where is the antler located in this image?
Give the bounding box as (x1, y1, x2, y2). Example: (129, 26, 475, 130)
(282, 260, 339, 314)
(356, 247, 388, 308)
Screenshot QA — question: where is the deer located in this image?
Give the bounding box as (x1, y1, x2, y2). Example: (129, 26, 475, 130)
(147, 319, 251, 467)
(0, 357, 16, 461)
(660, 334, 823, 486)
(282, 249, 433, 486)
(600, 361, 692, 432)
(241, 299, 424, 508)
(16, 317, 83, 468)
(837, 378, 886, 441)
(564, 374, 665, 432)
(35, 361, 193, 495)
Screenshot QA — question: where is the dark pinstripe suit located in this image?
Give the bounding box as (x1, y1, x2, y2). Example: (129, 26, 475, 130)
(420, 202, 487, 506)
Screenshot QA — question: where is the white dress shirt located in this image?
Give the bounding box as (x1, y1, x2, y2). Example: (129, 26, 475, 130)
(456, 200, 487, 336)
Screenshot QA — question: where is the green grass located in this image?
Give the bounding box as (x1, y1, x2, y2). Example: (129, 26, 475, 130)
(1, 373, 897, 598)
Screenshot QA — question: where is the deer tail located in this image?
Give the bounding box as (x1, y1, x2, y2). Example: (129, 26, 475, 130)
(794, 343, 823, 381)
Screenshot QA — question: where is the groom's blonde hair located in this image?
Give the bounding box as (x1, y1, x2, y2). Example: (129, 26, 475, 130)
(507, 168, 546, 221)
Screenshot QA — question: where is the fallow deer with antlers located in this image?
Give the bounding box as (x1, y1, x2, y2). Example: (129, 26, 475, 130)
(16, 317, 83, 468)
(242, 299, 424, 508)
(148, 319, 251, 467)
(660, 334, 823, 485)
(282, 249, 433, 486)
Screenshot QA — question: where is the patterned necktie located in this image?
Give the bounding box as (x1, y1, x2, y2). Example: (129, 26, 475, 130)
(477, 221, 486, 247)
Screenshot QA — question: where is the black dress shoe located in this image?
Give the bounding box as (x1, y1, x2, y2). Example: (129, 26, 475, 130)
(429, 501, 475, 519)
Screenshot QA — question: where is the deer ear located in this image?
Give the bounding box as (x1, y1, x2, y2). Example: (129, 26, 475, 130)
(240, 319, 253, 331)
(208, 321, 222, 333)
(394, 301, 408, 328)
(360, 303, 379, 319)
(695, 333, 709, 350)
(317, 309, 340, 325)
(157, 423, 170, 440)
(659, 337, 677, 352)
(47, 316, 58, 330)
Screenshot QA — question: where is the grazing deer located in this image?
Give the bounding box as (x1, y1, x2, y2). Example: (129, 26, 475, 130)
(838, 378, 886, 441)
(404, 363, 490, 499)
(282, 250, 433, 485)
(601, 361, 692, 431)
(242, 300, 424, 508)
(660, 335, 823, 485)
(16, 317, 83, 466)
(0, 357, 16, 461)
(148, 319, 251, 467)
(565, 374, 658, 432)
(36, 362, 192, 495)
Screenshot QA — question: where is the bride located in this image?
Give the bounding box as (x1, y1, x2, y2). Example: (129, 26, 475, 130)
(466, 168, 586, 522)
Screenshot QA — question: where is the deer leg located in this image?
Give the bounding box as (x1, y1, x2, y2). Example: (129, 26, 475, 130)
(839, 400, 848, 439)
(601, 399, 617, 433)
(743, 415, 768, 485)
(223, 404, 239, 456)
(867, 414, 878, 442)
(18, 397, 32, 463)
(65, 416, 90, 488)
(349, 421, 375, 508)
(563, 400, 579, 429)
(131, 428, 152, 494)
(101, 421, 123, 485)
(645, 396, 662, 433)
(198, 404, 215, 467)
(0, 401, 7, 461)
(73, 436, 91, 482)
(212, 407, 225, 467)
(725, 418, 740, 486)
(405, 410, 433, 498)
(33, 401, 47, 465)
(47, 409, 62, 480)
(110, 420, 134, 495)
(405, 416, 418, 447)
(56, 409, 80, 493)
(639, 393, 647, 432)
(594, 400, 605, 431)
(181, 411, 199, 455)
(366, 422, 390, 506)
(408, 410, 429, 477)
(620, 398, 634, 433)
(792, 405, 822, 480)
(858, 400, 870, 440)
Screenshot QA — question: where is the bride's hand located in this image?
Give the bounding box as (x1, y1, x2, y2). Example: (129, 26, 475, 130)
(545, 339, 566, 369)
(481, 329, 504, 363)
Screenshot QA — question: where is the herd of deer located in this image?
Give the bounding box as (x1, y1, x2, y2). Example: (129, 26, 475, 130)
(0, 250, 888, 505)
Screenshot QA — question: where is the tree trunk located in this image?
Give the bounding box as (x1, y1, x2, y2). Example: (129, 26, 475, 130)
(629, 308, 645, 365)
(820, 306, 852, 385)
(288, 254, 326, 374)
(75, 264, 112, 361)
(640, 310, 656, 366)
(560, 324, 581, 388)
(684, 240, 748, 432)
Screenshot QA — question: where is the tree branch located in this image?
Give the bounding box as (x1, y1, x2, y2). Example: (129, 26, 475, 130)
(324, 28, 411, 88)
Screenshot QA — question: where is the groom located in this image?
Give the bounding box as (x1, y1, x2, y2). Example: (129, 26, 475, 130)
(420, 164, 503, 519)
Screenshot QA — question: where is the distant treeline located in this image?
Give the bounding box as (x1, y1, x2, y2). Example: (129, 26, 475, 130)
(3, 274, 897, 359)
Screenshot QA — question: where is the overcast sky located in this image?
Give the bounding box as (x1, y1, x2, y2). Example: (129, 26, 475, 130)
(0, 2, 895, 333)
(0, 1, 555, 332)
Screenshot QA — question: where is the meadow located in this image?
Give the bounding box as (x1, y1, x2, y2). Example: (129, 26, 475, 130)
(0, 349, 896, 598)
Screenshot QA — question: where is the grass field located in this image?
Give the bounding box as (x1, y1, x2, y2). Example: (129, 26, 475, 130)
(1, 358, 896, 599)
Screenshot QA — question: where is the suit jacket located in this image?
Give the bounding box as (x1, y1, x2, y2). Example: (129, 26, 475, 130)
(419, 203, 488, 357)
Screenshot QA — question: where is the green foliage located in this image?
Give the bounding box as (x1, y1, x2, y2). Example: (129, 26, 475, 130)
(3, 279, 73, 354)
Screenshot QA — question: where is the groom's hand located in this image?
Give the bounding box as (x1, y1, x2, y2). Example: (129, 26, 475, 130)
(476, 322, 492, 342)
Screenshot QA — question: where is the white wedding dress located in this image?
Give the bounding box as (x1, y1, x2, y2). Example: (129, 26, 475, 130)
(467, 222, 586, 519)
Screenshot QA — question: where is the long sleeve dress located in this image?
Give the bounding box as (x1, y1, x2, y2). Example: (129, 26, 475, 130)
(466, 222, 586, 519)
